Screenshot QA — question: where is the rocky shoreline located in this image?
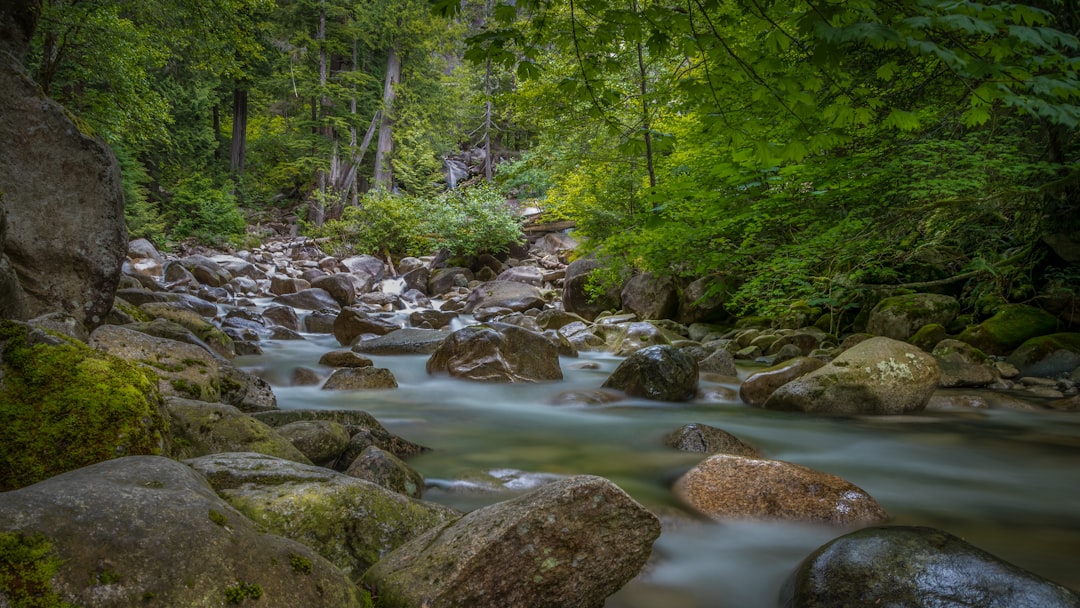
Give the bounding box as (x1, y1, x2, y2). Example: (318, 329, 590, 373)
(2, 234, 1080, 607)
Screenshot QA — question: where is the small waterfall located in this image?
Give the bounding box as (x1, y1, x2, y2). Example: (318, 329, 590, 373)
(444, 158, 469, 189)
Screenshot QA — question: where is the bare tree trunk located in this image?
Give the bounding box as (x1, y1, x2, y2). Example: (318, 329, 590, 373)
(373, 45, 400, 190)
(632, 0, 656, 197)
(349, 38, 359, 206)
(309, 2, 329, 226)
(229, 87, 247, 174)
(483, 57, 493, 182)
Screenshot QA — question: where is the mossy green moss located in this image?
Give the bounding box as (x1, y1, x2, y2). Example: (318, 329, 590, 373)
(957, 304, 1059, 356)
(0, 532, 75, 608)
(0, 321, 169, 491)
(224, 580, 262, 604)
(288, 553, 312, 575)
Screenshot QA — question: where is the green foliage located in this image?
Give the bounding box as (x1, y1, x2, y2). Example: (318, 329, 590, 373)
(169, 177, 248, 245)
(0, 532, 74, 608)
(0, 321, 168, 492)
(224, 580, 263, 604)
(307, 184, 523, 257)
(288, 553, 313, 575)
(115, 145, 167, 246)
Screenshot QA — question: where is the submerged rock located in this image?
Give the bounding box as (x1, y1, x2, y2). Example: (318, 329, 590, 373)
(673, 454, 888, 526)
(782, 525, 1080, 608)
(363, 475, 660, 608)
(664, 423, 762, 458)
(739, 356, 826, 407)
(602, 344, 698, 401)
(0, 456, 367, 607)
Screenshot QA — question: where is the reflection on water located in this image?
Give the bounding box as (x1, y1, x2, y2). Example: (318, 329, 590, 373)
(239, 331, 1080, 607)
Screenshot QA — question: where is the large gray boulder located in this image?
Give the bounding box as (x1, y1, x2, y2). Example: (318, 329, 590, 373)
(463, 280, 547, 314)
(90, 324, 222, 402)
(739, 356, 826, 406)
(351, 327, 451, 355)
(621, 272, 678, 321)
(165, 397, 312, 464)
(0, 456, 368, 607)
(333, 306, 402, 346)
(363, 475, 660, 608)
(763, 336, 940, 415)
(674, 454, 888, 525)
(602, 344, 698, 401)
(0, 51, 126, 329)
(186, 452, 458, 579)
(562, 257, 620, 321)
(866, 293, 960, 341)
(782, 526, 1080, 608)
(427, 324, 563, 383)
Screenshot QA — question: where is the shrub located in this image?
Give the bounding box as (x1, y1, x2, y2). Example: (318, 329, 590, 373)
(168, 176, 247, 245)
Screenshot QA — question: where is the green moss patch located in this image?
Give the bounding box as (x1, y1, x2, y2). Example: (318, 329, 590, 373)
(0, 532, 75, 608)
(0, 321, 169, 491)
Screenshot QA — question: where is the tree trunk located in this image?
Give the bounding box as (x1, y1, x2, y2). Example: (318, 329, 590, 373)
(229, 87, 247, 174)
(309, 2, 329, 226)
(634, 0, 656, 195)
(483, 58, 493, 182)
(373, 45, 401, 190)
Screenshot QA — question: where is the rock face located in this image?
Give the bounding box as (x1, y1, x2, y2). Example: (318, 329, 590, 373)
(0, 456, 368, 608)
(621, 272, 678, 321)
(782, 526, 1080, 608)
(363, 475, 660, 608)
(0, 52, 127, 329)
(866, 293, 960, 341)
(674, 454, 888, 525)
(186, 452, 458, 579)
(602, 344, 698, 401)
(464, 280, 547, 313)
(763, 337, 940, 415)
(427, 324, 563, 383)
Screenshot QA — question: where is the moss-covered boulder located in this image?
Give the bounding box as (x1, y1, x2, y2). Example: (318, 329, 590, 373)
(362, 475, 660, 608)
(276, 420, 351, 467)
(0, 320, 168, 491)
(89, 324, 221, 402)
(186, 452, 458, 579)
(166, 397, 311, 464)
(1006, 333, 1080, 378)
(139, 302, 235, 359)
(0, 456, 368, 607)
(866, 293, 960, 341)
(782, 525, 1080, 608)
(343, 446, 426, 498)
(932, 339, 995, 388)
(908, 323, 948, 352)
(957, 304, 1059, 356)
(763, 337, 940, 415)
(250, 409, 430, 463)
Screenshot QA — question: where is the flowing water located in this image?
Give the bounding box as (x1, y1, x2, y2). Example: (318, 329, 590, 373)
(237, 318, 1080, 608)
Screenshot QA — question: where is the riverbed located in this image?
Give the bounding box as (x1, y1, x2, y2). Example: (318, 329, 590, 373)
(238, 326, 1080, 607)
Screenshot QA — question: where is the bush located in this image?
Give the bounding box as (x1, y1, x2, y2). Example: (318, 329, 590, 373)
(168, 177, 247, 245)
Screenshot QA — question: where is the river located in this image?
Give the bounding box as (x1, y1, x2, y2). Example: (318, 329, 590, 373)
(237, 317, 1080, 607)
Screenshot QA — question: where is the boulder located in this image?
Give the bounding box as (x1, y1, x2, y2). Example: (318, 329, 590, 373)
(908, 322, 948, 352)
(408, 309, 458, 329)
(139, 302, 235, 359)
(187, 452, 457, 579)
(698, 348, 737, 376)
(0, 456, 368, 607)
(464, 280, 547, 314)
(782, 525, 1080, 608)
(866, 293, 960, 341)
(333, 306, 402, 346)
(0, 52, 126, 329)
(340, 254, 385, 282)
(276, 420, 351, 467)
(602, 344, 698, 401)
(664, 423, 762, 458)
(676, 274, 736, 325)
(957, 304, 1059, 356)
(218, 364, 279, 412)
(351, 328, 451, 355)
(343, 446, 425, 498)
(674, 454, 888, 525)
(428, 267, 474, 296)
(621, 272, 679, 321)
(165, 397, 312, 464)
(563, 257, 621, 321)
(362, 475, 660, 608)
(932, 339, 995, 387)
(739, 356, 827, 406)
(263, 304, 301, 330)
(319, 349, 374, 368)
(90, 324, 222, 402)
(496, 265, 545, 286)
(272, 287, 341, 311)
(763, 337, 940, 415)
(180, 254, 233, 288)
(0, 320, 168, 491)
(322, 367, 399, 390)
(251, 409, 429, 461)
(1006, 333, 1080, 378)
(311, 273, 360, 306)
(609, 321, 674, 356)
(427, 324, 563, 383)
(116, 288, 219, 317)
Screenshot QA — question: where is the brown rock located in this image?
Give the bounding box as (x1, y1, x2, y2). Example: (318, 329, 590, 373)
(739, 356, 827, 406)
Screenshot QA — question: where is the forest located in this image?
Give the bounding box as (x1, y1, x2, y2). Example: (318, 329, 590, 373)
(24, 0, 1080, 322)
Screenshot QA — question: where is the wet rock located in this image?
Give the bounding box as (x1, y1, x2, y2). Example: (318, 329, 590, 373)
(187, 452, 457, 579)
(621, 272, 679, 321)
(463, 280, 547, 314)
(763, 337, 940, 415)
(251, 409, 429, 461)
(272, 287, 341, 311)
(340, 254, 386, 282)
(165, 397, 311, 464)
(782, 525, 1080, 608)
(676, 274, 736, 325)
(311, 273, 360, 306)
(90, 324, 221, 402)
(697, 348, 737, 376)
(664, 423, 762, 457)
(344, 446, 425, 498)
(866, 293, 959, 341)
(333, 306, 402, 345)
(277, 420, 351, 467)
(674, 454, 887, 525)
(609, 321, 674, 356)
(427, 324, 563, 383)
(351, 327, 451, 355)
(428, 267, 474, 296)
(739, 359, 827, 408)
(0, 456, 367, 608)
(319, 349, 374, 368)
(322, 366, 398, 390)
(602, 344, 698, 402)
(304, 308, 338, 333)
(957, 304, 1059, 356)
(409, 308, 457, 329)
(497, 265, 544, 286)
(563, 257, 621, 321)
(291, 366, 324, 386)
(218, 364, 279, 412)
(932, 339, 995, 387)
(180, 254, 233, 287)
(363, 475, 660, 608)
(263, 304, 300, 331)
(767, 331, 825, 356)
(550, 389, 625, 406)
(536, 309, 587, 331)
(1006, 333, 1080, 378)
